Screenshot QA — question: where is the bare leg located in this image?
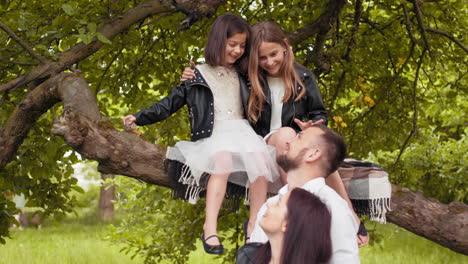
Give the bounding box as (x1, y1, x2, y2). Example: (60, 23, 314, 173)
(204, 172, 229, 246)
(326, 171, 369, 246)
(204, 152, 232, 246)
(247, 176, 268, 242)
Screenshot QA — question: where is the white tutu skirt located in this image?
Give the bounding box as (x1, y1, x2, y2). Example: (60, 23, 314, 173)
(166, 119, 279, 202)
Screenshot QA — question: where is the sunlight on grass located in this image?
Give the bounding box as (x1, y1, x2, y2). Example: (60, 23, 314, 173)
(359, 223, 466, 264)
(0, 221, 465, 264)
(0, 223, 141, 264)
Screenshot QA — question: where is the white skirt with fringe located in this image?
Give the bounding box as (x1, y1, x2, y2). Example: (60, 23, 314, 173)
(166, 119, 280, 193)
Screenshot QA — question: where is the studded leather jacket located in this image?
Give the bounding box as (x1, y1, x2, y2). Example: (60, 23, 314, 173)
(133, 67, 248, 141)
(239, 63, 328, 137)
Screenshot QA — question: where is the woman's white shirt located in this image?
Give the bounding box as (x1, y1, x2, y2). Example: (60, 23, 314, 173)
(267, 76, 285, 132)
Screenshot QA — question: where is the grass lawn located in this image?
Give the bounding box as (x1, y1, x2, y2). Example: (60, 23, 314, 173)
(0, 222, 141, 264)
(0, 218, 466, 264)
(358, 222, 466, 264)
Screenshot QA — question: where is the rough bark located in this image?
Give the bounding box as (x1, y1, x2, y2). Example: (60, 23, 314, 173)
(0, 73, 170, 186)
(0, 77, 60, 167)
(50, 74, 171, 187)
(0, 0, 225, 167)
(387, 185, 468, 255)
(99, 173, 115, 222)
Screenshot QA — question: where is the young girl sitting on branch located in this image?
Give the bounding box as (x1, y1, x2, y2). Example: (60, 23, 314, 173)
(122, 14, 279, 255)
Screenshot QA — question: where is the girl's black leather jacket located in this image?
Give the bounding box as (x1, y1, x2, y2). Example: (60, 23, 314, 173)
(240, 63, 328, 137)
(133, 67, 247, 141)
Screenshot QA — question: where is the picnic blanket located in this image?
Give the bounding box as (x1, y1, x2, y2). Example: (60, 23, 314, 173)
(338, 158, 392, 223)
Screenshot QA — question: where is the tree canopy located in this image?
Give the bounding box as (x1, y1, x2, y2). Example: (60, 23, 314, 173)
(0, 0, 466, 261)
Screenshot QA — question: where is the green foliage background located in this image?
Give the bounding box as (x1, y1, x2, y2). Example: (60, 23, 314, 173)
(0, 0, 466, 262)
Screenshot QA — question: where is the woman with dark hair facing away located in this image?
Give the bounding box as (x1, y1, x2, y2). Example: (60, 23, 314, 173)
(236, 188, 332, 264)
(122, 14, 279, 255)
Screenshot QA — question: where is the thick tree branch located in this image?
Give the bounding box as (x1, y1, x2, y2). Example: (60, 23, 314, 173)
(0, 75, 60, 167)
(0, 73, 170, 186)
(0, 0, 226, 167)
(50, 74, 170, 186)
(388, 185, 468, 255)
(0, 21, 48, 63)
(1, 72, 467, 254)
(0, 0, 225, 94)
(424, 27, 468, 54)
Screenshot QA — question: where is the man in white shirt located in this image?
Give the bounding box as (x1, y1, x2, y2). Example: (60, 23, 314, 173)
(250, 124, 360, 264)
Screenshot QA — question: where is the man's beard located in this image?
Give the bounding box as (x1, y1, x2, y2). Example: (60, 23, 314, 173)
(276, 149, 307, 173)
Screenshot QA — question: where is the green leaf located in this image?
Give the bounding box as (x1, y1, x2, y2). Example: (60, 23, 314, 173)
(96, 32, 112, 44)
(87, 22, 97, 33)
(61, 3, 75, 16)
(71, 185, 85, 193)
(78, 33, 93, 45)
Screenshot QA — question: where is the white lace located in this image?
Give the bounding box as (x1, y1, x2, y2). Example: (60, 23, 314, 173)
(197, 64, 244, 120)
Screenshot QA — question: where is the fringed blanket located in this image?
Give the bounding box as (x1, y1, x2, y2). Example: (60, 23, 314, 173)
(166, 158, 392, 222)
(338, 158, 392, 223)
(165, 159, 245, 210)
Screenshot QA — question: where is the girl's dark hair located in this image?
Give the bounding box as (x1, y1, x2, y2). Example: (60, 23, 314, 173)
(204, 14, 250, 73)
(254, 188, 332, 264)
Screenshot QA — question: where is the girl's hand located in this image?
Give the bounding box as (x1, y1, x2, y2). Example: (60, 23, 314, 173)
(179, 61, 196, 82)
(294, 118, 325, 130)
(123, 115, 137, 131)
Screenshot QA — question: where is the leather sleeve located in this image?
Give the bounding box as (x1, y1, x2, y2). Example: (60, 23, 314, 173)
(235, 243, 263, 264)
(133, 84, 187, 126)
(304, 73, 328, 125)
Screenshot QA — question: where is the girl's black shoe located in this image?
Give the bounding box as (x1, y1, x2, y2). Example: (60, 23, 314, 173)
(202, 232, 224, 255)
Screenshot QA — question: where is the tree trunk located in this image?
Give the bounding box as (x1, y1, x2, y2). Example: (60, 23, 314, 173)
(99, 173, 115, 222)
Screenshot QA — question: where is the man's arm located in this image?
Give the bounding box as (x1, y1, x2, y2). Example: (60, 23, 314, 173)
(328, 195, 361, 264)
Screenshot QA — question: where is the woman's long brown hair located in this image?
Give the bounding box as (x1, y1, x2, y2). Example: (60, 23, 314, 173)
(247, 21, 305, 122)
(253, 188, 332, 264)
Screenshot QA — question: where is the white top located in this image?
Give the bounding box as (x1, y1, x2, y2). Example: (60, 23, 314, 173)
(267, 76, 285, 132)
(250, 178, 360, 264)
(197, 64, 243, 120)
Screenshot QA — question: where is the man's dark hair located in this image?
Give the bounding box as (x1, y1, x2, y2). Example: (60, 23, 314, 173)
(314, 124, 347, 175)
